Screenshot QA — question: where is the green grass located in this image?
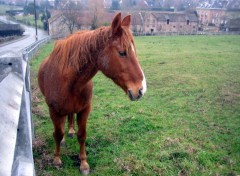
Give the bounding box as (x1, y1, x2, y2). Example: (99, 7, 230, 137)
(0, 5, 22, 15)
(31, 35, 240, 175)
(14, 14, 43, 29)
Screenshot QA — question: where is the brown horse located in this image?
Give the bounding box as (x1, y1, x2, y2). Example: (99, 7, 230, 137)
(38, 13, 147, 174)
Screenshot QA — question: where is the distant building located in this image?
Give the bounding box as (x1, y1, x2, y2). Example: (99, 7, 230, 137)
(196, 8, 227, 31)
(49, 11, 200, 38)
(226, 18, 240, 31)
(48, 11, 115, 38)
(196, 7, 240, 32)
(48, 13, 69, 39)
(131, 11, 199, 34)
(198, 0, 240, 10)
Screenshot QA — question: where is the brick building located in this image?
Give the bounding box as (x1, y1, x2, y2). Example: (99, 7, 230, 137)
(49, 11, 199, 38)
(131, 11, 199, 34)
(196, 8, 227, 31)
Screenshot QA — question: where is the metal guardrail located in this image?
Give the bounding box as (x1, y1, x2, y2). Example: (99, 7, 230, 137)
(0, 36, 50, 176)
(22, 37, 51, 60)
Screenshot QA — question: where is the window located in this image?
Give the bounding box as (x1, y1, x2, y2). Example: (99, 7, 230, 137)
(187, 20, 190, 25)
(167, 19, 170, 25)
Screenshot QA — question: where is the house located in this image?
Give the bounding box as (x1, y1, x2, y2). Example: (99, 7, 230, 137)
(49, 10, 199, 38)
(226, 18, 240, 31)
(130, 12, 144, 33)
(48, 11, 115, 38)
(196, 7, 240, 32)
(198, 0, 240, 9)
(48, 13, 70, 39)
(196, 8, 227, 31)
(131, 11, 199, 34)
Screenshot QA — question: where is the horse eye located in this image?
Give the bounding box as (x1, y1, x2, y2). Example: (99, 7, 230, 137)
(118, 51, 127, 57)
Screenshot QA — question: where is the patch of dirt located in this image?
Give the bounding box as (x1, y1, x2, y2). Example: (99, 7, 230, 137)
(220, 82, 240, 107)
(70, 154, 80, 167)
(33, 137, 54, 174)
(30, 72, 46, 117)
(178, 170, 189, 176)
(32, 86, 45, 116)
(164, 137, 180, 147)
(186, 146, 198, 155)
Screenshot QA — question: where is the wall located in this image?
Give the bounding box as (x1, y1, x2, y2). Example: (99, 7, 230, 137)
(197, 8, 227, 27)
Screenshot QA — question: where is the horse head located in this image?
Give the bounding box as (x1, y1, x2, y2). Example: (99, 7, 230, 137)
(98, 13, 147, 101)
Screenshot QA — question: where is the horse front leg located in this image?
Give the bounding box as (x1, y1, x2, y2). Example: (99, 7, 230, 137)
(50, 109, 67, 166)
(68, 113, 75, 137)
(77, 104, 91, 175)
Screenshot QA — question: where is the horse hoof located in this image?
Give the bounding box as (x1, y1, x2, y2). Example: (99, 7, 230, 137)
(80, 169, 90, 175)
(60, 138, 66, 147)
(68, 133, 75, 138)
(53, 157, 62, 166)
(80, 162, 90, 175)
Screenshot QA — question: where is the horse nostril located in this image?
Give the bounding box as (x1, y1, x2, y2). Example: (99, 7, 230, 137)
(128, 89, 144, 101)
(128, 90, 135, 101)
(139, 88, 143, 96)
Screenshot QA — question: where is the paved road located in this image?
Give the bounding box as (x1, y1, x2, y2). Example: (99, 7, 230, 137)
(0, 16, 48, 56)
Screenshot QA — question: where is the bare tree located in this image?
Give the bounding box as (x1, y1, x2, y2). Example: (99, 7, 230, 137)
(59, 0, 82, 34)
(88, 0, 105, 29)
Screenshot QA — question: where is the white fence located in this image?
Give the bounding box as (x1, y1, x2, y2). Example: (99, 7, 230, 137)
(0, 37, 50, 176)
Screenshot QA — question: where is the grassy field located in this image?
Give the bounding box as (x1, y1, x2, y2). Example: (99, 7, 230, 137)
(31, 35, 240, 176)
(0, 5, 22, 15)
(14, 14, 43, 29)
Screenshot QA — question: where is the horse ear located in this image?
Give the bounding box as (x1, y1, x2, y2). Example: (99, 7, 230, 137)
(111, 13, 122, 36)
(122, 15, 131, 28)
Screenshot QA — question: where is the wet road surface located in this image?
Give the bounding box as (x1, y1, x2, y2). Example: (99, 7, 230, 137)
(0, 16, 48, 56)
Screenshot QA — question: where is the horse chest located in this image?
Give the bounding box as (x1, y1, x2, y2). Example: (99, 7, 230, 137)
(63, 82, 93, 113)
(67, 93, 90, 112)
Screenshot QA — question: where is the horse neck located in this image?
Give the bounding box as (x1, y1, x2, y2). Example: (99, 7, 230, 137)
(71, 27, 111, 83)
(87, 27, 111, 59)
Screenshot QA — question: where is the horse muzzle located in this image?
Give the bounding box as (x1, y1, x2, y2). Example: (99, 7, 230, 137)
(127, 89, 144, 101)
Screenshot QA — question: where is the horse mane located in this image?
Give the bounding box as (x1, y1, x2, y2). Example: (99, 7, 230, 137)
(49, 27, 110, 72)
(48, 25, 134, 73)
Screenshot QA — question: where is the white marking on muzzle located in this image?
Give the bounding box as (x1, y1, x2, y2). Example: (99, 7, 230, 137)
(141, 68, 147, 95)
(131, 43, 135, 53)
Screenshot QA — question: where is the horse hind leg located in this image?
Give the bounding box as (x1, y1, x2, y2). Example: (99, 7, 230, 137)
(68, 113, 75, 138)
(50, 109, 67, 166)
(77, 104, 91, 175)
